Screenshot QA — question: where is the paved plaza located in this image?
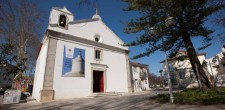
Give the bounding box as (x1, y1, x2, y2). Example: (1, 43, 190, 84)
(2, 90, 225, 110)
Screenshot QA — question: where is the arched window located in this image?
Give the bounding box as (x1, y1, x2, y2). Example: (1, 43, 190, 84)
(59, 14, 67, 28)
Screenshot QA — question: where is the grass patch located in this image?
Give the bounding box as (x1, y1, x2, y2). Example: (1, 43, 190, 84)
(150, 87, 225, 105)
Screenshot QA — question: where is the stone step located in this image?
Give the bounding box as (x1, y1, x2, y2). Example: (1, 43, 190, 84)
(88, 92, 124, 98)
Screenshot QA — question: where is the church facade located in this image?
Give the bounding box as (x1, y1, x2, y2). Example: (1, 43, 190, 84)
(32, 7, 131, 102)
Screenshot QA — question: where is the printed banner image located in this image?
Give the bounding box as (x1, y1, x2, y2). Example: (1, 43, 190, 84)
(62, 46, 85, 77)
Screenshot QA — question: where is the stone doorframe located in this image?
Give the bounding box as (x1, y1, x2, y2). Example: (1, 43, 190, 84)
(91, 63, 107, 93)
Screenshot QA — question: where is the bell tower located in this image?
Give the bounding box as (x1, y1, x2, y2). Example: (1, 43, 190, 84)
(49, 6, 74, 29)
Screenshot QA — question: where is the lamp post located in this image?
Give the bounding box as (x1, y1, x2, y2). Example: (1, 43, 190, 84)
(148, 17, 176, 103)
(208, 61, 214, 80)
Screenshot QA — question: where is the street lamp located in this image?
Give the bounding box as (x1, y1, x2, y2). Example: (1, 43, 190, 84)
(148, 17, 176, 103)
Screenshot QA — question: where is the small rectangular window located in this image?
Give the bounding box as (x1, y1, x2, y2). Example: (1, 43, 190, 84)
(95, 50, 101, 60)
(179, 69, 185, 79)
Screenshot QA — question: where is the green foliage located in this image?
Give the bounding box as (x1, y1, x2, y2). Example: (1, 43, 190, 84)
(151, 94, 170, 103)
(151, 87, 225, 105)
(198, 43, 212, 51)
(148, 73, 163, 87)
(0, 43, 15, 65)
(0, 43, 26, 77)
(122, 0, 225, 59)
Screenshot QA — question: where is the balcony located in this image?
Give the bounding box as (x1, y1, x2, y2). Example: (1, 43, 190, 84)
(140, 72, 147, 80)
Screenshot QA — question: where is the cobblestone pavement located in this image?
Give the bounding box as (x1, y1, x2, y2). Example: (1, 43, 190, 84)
(2, 90, 225, 110)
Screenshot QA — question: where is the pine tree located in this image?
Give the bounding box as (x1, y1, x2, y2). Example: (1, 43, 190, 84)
(122, 0, 224, 90)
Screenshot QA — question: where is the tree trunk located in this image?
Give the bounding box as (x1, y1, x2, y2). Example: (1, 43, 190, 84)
(179, 21, 212, 90)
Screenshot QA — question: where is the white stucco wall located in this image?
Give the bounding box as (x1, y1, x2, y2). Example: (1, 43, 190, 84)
(132, 66, 140, 79)
(69, 21, 127, 50)
(32, 38, 49, 101)
(48, 20, 127, 50)
(103, 49, 128, 92)
(53, 40, 128, 99)
(205, 52, 224, 76)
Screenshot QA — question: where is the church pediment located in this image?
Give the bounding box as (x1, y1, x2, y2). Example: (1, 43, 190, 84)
(47, 7, 127, 50)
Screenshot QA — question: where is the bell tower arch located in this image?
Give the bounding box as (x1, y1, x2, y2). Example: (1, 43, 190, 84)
(58, 14, 67, 28)
(48, 7, 73, 29)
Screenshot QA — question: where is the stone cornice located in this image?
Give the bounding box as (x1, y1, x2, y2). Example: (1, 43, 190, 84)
(46, 29, 129, 54)
(90, 63, 108, 68)
(69, 18, 99, 24)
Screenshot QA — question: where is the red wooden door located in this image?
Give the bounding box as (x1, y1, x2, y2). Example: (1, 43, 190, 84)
(100, 73, 104, 92)
(93, 71, 104, 92)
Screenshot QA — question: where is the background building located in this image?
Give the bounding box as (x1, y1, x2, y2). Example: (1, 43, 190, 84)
(205, 45, 225, 87)
(160, 51, 206, 88)
(130, 61, 150, 92)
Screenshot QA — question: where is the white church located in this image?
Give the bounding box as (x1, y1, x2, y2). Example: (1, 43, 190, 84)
(32, 7, 132, 102)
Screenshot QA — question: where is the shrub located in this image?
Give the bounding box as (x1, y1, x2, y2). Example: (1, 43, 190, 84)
(151, 87, 225, 105)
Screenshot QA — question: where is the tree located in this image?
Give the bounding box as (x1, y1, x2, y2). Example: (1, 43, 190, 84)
(122, 0, 225, 90)
(0, 43, 26, 78)
(148, 73, 163, 88)
(217, 10, 225, 45)
(0, 0, 43, 76)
